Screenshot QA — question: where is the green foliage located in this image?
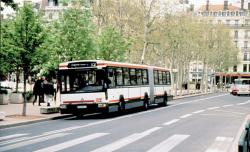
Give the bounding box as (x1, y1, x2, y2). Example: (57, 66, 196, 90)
(40, 7, 97, 74)
(98, 26, 131, 61)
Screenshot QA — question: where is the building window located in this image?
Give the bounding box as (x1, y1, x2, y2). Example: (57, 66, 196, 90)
(246, 19, 249, 25)
(243, 64, 247, 72)
(233, 65, 237, 72)
(227, 11, 230, 16)
(244, 53, 248, 61)
(231, 11, 235, 16)
(234, 30, 238, 39)
(222, 11, 226, 16)
(234, 41, 238, 48)
(49, 13, 53, 19)
(235, 20, 239, 26)
(244, 41, 248, 49)
(245, 31, 248, 38)
(226, 20, 230, 26)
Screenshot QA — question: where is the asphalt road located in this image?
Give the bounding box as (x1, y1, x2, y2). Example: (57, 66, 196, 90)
(1, 93, 250, 152)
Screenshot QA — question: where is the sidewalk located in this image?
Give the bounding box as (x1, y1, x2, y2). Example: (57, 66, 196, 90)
(0, 91, 217, 129)
(0, 101, 70, 129)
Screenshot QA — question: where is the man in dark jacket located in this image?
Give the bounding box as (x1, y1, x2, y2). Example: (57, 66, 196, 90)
(43, 78, 54, 107)
(33, 77, 44, 106)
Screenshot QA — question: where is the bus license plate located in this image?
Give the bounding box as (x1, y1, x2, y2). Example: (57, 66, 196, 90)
(77, 105, 87, 109)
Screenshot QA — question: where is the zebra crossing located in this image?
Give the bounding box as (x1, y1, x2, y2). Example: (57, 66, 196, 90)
(0, 130, 234, 152)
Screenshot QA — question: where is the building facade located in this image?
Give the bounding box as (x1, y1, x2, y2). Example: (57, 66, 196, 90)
(195, 0, 250, 83)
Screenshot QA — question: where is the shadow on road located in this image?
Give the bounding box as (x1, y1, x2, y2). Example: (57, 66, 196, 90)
(64, 105, 164, 121)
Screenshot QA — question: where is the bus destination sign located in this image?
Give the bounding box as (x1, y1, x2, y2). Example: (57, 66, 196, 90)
(69, 62, 97, 68)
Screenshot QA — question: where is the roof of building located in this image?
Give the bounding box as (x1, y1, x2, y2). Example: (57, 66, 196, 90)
(198, 4, 241, 12)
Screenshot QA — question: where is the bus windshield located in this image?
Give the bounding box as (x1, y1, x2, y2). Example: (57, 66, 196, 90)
(60, 69, 108, 93)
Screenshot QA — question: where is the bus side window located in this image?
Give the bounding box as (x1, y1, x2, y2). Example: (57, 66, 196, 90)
(116, 68, 123, 86)
(142, 69, 148, 85)
(130, 68, 137, 85)
(123, 68, 130, 86)
(107, 68, 115, 88)
(159, 71, 163, 85)
(154, 70, 159, 85)
(162, 72, 167, 85)
(166, 71, 171, 85)
(137, 69, 143, 85)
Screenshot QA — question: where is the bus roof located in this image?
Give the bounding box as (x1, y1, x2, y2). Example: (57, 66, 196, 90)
(59, 60, 169, 71)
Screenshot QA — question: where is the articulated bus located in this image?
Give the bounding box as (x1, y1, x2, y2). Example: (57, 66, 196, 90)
(58, 60, 172, 117)
(231, 78, 250, 95)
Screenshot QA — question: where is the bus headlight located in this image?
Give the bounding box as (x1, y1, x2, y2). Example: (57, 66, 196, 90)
(60, 104, 67, 109)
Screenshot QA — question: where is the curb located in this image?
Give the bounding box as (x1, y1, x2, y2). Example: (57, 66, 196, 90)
(173, 92, 214, 100)
(0, 114, 73, 129)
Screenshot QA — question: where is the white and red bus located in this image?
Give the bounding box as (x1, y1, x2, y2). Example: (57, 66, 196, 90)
(58, 60, 172, 117)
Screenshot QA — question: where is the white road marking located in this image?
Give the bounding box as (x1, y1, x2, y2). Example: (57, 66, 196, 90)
(1, 94, 227, 139)
(34, 133, 109, 152)
(207, 107, 220, 110)
(147, 134, 190, 152)
(237, 100, 250, 105)
(0, 134, 28, 141)
(91, 127, 161, 152)
(180, 114, 192, 118)
(163, 119, 179, 126)
(0, 133, 69, 152)
(214, 110, 246, 115)
(193, 110, 205, 114)
(222, 104, 233, 108)
(205, 136, 234, 152)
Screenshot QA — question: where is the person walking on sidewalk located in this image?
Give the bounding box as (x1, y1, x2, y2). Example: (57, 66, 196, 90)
(43, 78, 54, 107)
(33, 77, 44, 106)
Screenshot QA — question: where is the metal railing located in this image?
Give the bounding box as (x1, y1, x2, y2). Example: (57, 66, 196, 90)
(239, 120, 250, 152)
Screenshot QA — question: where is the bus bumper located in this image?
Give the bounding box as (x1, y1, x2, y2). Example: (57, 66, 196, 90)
(60, 103, 109, 114)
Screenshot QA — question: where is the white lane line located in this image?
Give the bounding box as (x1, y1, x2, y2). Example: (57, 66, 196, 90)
(222, 104, 233, 108)
(34, 133, 109, 152)
(237, 100, 250, 105)
(205, 136, 234, 152)
(0, 133, 69, 152)
(207, 107, 220, 110)
(163, 119, 180, 126)
(147, 134, 190, 152)
(180, 114, 192, 119)
(0, 134, 28, 141)
(193, 110, 205, 114)
(91, 127, 161, 152)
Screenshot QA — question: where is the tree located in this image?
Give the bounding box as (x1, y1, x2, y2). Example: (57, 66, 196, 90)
(98, 26, 130, 61)
(9, 3, 45, 116)
(40, 7, 97, 74)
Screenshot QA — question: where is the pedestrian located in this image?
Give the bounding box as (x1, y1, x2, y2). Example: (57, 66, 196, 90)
(33, 77, 44, 106)
(43, 78, 54, 107)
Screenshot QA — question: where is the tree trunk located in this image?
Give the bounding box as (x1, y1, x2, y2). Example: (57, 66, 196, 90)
(15, 72, 20, 92)
(22, 71, 27, 116)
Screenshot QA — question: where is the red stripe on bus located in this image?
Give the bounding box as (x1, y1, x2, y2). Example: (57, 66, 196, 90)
(63, 100, 95, 104)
